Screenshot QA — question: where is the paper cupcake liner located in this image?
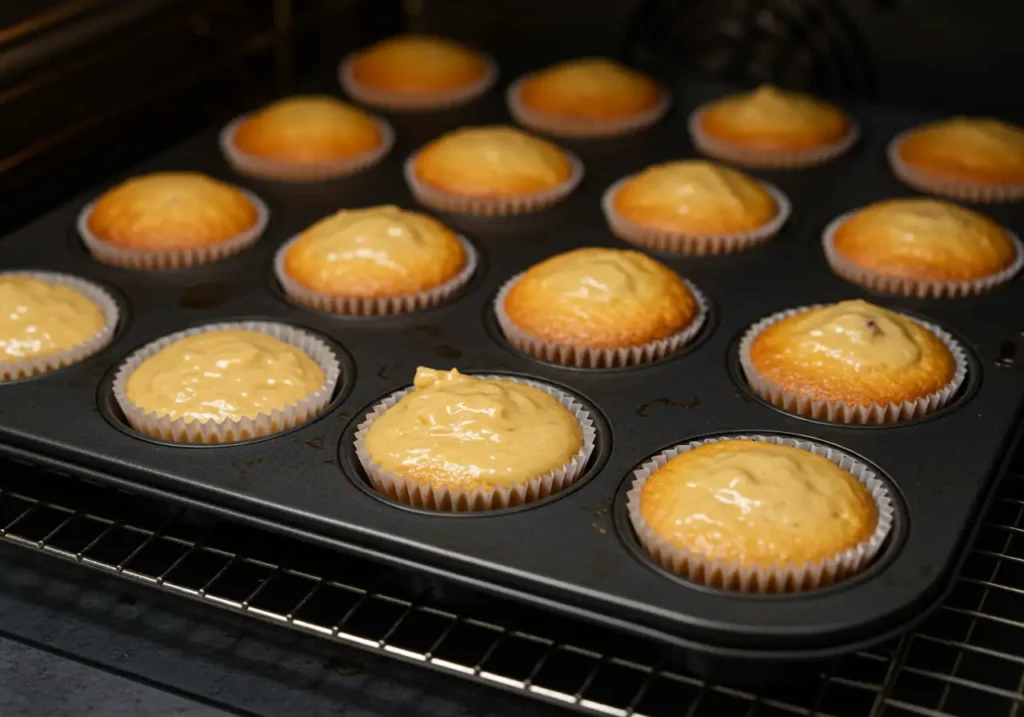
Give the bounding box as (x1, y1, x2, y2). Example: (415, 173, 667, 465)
(627, 434, 895, 593)
(338, 53, 498, 112)
(354, 376, 596, 511)
(274, 235, 478, 316)
(219, 114, 395, 182)
(505, 77, 671, 139)
(688, 104, 860, 169)
(494, 274, 708, 368)
(601, 176, 791, 254)
(0, 271, 120, 381)
(404, 151, 584, 216)
(78, 189, 269, 270)
(887, 132, 1024, 203)
(739, 305, 969, 424)
(113, 321, 341, 444)
(823, 210, 1024, 298)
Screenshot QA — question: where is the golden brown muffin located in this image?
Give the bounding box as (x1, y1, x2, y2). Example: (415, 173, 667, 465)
(747, 300, 956, 408)
(611, 160, 779, 235)
(231, 95, 383, 164)
(411, 125, 573, 198)
(893, 117, 1024, 189)
(87, 172, 259, 250)
(502, 247, 699, 351)
(343, 35, 492, 106)
(361, 367, 585, 501)
(0, 275, 106, 364)
(282, 205, 467, 298)
(830, 198, 1017, 283)
(697, 84, 851, 151)
(511, 57, 665, 135)
(638, 440, 878, 571)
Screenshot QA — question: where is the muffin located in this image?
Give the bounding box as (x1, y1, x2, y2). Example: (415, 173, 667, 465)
(0, 272, 119, 381)
(339, 34, 496, 111)
(602, 159, 789, 254)
(81, 172, 268, 269)
(627, 436, 892, 592)
(740, 299, 966, 424)
(114, 322, 340, 443)
(507, 57, 669, 138)
(275, 205, 475, 315)
(496, 247, 706, 367)
(824, 198, 1022, 298)
(405, 125, 581, 215)
(221, 95, 394, 181)
(888, 117, 1024, 202)
(355, 367, 595, 511)
(689, 84, 856, 168)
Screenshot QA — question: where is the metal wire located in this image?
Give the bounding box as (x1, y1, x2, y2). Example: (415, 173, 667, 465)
(1, 461, 1022, 716)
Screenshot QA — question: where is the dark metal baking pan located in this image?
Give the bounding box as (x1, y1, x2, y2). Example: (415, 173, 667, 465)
(2, 75, 1024, 662)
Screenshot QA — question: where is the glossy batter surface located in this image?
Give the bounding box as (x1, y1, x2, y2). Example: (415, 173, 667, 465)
(364, 367, 582, 489)
(613, 160, 778, 234)
(284, 205, 466, 297)
(126, 329, 324, 423)
(749, 300, 956, 406)
(0, 276, 105, 361)
(504, 247, 697, 348)
(518, 57, 662, 120)
(897, 117, 1024, 186)
(833, 198, 1016, 281)
(413, 126, 573, 197)
(349, 35, 488, 93)
(640, 440, 878, 568)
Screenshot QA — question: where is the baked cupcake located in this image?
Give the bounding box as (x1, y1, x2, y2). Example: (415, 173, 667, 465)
(740, 299, 966, 424)
(627, 436, 893, 592)
(824, 198, 1022, 298)
(405, 125, 581, 215)
(689, 84, 857, 168)
(495, 247, 706, 367)
(0, 272, 119, 381)
(339, 34, 496, 111)
(114, 322, 340, 443)
(888, 117, 1024, 202)
(221, 95, 394, 181)
(80, 172, 268, 269)
(602, 159, 789, 254)
(507, 57, 669, 138)
(355, 367, 595, 511)
(275, 205, 476, 315)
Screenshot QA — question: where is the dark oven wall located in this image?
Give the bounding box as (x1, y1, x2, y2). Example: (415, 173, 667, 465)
(413, 0, 1024, 118)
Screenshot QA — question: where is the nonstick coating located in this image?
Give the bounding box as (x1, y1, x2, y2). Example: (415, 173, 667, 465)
(2, 76, 1024, 661)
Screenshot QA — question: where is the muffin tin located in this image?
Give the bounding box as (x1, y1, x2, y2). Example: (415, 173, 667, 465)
(2, 75, 1024, 663)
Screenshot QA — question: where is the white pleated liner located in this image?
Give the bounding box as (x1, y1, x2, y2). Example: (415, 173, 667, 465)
(601, 175, 791, 254)
(739, 305, 969, 424)
(338, 52, 498, 111)
(113, 321, 341, 444)
(688, 104, 860, 169)
(822, 210, 1024, 298)
(0, 271, 120, 381)
(354, 376, 597, 512)
(403, 150, 584, 216)
(627, 434, 895, 593)
(494, 274, 709, 368)
(274, 235, 478, 316)
(78, 189, 269, 270)
(505, 76, 672, 139)
(887, 131, 1024, 203)
(219, 114, 395, 182)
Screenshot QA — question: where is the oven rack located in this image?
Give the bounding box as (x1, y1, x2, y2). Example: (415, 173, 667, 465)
(1, 452, 1023, 717)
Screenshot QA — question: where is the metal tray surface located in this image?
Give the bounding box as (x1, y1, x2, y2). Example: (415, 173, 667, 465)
(2, 78, 1024, 660)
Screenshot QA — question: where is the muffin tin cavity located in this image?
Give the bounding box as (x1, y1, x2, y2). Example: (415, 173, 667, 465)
(339, 374, 611, 516)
